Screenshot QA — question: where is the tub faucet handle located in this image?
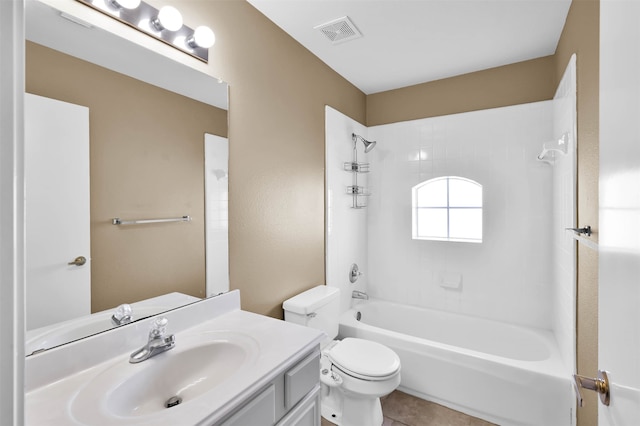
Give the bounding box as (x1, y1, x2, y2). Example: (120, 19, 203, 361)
(349, 263, 363, 283)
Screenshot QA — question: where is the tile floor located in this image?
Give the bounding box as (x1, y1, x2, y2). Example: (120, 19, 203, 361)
(320, 390, 495, 426)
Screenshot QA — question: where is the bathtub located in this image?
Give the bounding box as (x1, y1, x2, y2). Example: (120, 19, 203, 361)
(339, 299, 573, 426)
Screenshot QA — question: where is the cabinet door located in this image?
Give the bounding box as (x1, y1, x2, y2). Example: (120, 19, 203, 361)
(220, 385, 276, 426)
(285, 350, 320, 409)
(277, 384, 321, 426)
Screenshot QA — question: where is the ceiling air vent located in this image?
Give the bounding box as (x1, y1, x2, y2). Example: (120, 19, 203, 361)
(314, 16, 362, 45)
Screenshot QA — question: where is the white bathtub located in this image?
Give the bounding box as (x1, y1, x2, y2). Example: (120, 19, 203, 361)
(339, 299, 573, 426)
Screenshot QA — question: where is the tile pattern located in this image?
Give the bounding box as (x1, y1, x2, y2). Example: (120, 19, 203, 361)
(366, 103, 556, 328)
(320, 390, 495, 426)
(326, 103, 561, 330)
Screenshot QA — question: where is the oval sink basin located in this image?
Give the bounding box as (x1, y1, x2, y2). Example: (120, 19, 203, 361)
(70, 331, 259, 424)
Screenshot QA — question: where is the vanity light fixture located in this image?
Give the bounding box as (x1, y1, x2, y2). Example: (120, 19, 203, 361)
(76, 0, 215, 63)
(187, 26, 216, 49)
(150, 5, 183, 32)
(108, 0, 140, 10)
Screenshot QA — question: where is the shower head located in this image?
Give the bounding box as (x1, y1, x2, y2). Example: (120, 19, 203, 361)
(352, 133, 377, 153)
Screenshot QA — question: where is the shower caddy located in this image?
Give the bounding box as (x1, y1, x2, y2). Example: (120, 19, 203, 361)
(344, 133, 372, 209)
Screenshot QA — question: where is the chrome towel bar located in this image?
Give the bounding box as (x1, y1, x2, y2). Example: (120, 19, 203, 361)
(112, 215, 191, 226)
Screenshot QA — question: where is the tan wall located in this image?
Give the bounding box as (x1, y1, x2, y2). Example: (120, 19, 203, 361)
(151, 0, 367, 317)
(26, 41, 228, 312)
(366, 56, 557, 126)
(555, 1, 600, 425)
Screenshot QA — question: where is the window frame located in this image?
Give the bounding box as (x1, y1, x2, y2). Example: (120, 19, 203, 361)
(411, 176, 483, 243)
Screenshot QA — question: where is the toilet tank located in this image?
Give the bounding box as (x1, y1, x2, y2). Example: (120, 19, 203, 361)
(283, 285, 340, 341)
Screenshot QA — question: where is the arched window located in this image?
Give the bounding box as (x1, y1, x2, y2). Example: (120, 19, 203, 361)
(412, 176, 482, 243)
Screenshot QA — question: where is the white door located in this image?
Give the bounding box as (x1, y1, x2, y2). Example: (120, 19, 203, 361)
(204, 133, 229, 297)
(599, 0, 640, 423)
(24, 94, 91, 330)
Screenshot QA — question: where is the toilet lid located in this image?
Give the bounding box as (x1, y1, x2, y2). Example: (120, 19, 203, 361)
(328, 338, 400, 379)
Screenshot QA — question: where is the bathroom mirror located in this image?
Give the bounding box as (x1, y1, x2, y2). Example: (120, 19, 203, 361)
(24, 0, 229, 355)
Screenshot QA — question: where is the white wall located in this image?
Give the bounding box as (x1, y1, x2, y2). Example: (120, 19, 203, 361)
(365, 102, 554, 329)
(325, 106, 370, 313)
(550, 55, 577, 372)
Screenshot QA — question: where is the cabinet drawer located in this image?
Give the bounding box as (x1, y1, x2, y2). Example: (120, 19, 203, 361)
(284, 350, 320, 409)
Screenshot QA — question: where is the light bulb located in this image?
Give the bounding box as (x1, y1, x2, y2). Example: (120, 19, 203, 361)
(110, 0, 140, 9)
(153, 5, 183, 31)
(188, 26, 216, 48)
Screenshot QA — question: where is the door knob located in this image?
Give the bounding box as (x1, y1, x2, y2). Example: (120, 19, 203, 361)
(68, 256, 87, 266)
(565, 225, 592, 236)
(573, 370, 610, 407)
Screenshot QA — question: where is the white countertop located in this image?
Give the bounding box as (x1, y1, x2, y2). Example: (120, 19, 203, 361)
(25, 291, 324, 425)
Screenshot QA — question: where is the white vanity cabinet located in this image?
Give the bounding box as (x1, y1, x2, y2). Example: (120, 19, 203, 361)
(219, 348, 321, 426)
(25, 292, 326, 426)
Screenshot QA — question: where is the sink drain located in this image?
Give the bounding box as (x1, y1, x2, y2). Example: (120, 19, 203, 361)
(165, 396, 182, 408)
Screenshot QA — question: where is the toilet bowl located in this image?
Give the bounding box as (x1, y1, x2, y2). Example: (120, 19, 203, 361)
(283, 286, 401, 426)
(320, 338, 401, 426)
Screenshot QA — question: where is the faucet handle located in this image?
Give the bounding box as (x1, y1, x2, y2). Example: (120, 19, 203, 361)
(349, 263, 363, 283)
(111, 303, 133, 326)
(149, 317, 169, 338)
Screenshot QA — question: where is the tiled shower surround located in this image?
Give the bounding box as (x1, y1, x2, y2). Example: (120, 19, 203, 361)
(365, 103, 554, 329)
(326, 58, 576, 370)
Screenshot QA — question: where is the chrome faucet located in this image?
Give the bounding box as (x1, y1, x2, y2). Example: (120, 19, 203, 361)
(111, 303, 132, 326)
(129, 317, 175, 363)
(352, 290, 369, 300)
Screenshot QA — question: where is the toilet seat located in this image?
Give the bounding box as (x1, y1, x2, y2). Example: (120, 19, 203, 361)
(327, 338, 400, 381)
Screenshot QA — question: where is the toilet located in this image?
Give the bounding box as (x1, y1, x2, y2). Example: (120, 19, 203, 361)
(283, 285, 401, 426)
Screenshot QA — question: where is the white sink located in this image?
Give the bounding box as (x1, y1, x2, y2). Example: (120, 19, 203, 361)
(70, 331, 259, 424)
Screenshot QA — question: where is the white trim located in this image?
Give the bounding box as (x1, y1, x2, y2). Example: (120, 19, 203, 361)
(573, 235, 598, 252)
(0, 0, 25, 423)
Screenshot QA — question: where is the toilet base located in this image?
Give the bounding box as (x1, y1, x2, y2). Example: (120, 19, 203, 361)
(321, 384, 384, 426)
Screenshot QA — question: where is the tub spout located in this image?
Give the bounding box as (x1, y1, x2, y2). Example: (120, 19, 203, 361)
(352, 290, 369, 300)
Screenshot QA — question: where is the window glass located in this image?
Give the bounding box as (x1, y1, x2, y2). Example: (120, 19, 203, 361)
(416, 177, 447, 207)
(416, 208, 448, 239)
(412, 176, 482, 243)
(449, 208, 483, 241)
(449, 178, 482, 207)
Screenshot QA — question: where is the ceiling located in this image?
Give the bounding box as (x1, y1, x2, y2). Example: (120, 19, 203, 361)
(247, 0, 572, 94)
